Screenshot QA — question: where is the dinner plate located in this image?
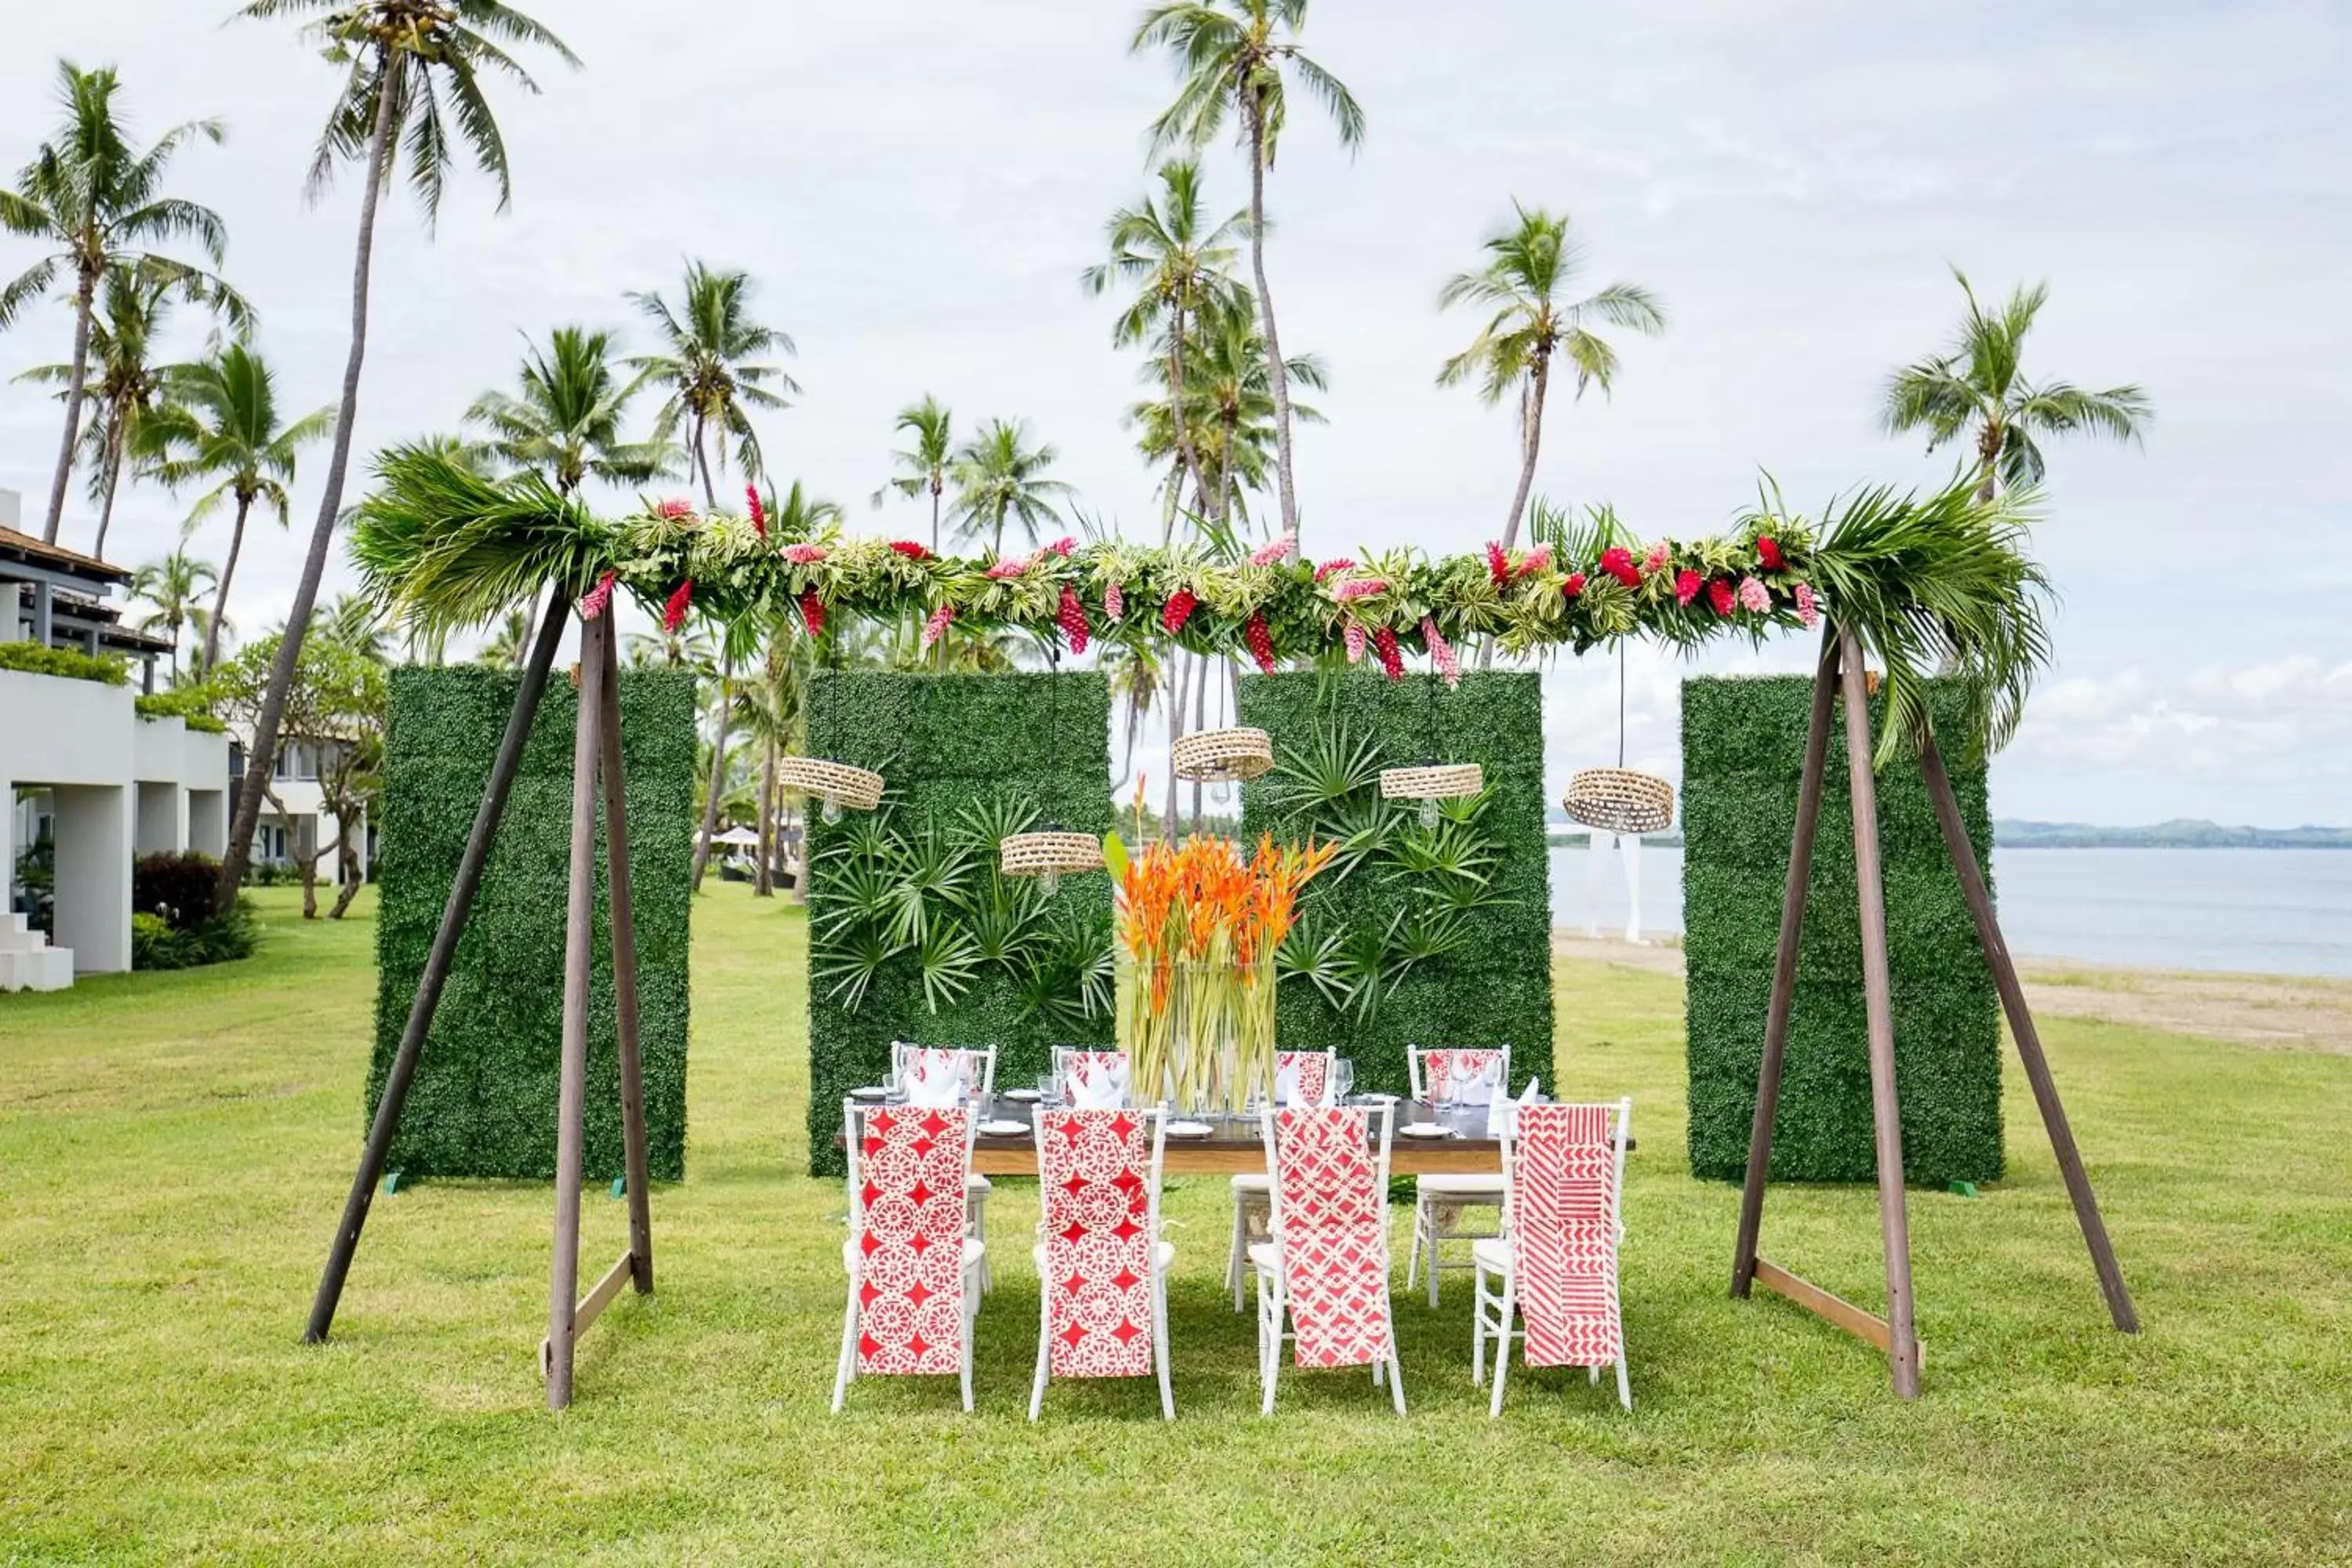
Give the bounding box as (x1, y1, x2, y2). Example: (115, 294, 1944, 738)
(978, 1120, 1029, 1138)
(850, 1087, 891, 1101)
(1165, 1120, 1216, 1138)
(1003, 1087, 1042, 1103)
(1397, 1123, 1454, 1138)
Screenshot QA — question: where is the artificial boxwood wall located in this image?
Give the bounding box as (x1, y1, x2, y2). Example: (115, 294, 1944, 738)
(1682, 674, 2003, 1185)
(804, 670, 1112, 1177)
(1237, 670, 1555, 1098)
(369, 665, 695, 1182)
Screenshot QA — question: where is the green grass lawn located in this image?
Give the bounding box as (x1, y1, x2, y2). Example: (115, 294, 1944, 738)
(2, 884, 2347, 1565)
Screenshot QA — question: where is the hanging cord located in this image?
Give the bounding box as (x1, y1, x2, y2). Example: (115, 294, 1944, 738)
(1618, 642, 1628, 769)
(1044, 637, 1064, 829)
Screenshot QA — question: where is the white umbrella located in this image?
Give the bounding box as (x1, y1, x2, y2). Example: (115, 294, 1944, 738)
(711, 825, 763, 848)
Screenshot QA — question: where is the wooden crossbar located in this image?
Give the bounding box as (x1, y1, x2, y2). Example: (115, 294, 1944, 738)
(538, 1250, 637, 1381)
(1752, 1258, 1925, 1369)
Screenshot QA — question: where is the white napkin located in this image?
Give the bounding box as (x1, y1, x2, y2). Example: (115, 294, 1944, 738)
(1274, 1059, 1304, 1107)
(1486, 1076, 1541, 1138)
(1450, 1056, 1502, 1106)
(1068, 1061, 1127, 1109)
(903, 1052, 962, 1107)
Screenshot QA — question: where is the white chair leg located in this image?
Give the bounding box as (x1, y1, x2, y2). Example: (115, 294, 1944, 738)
(1615, 1354, 1632, 1412)
(1489, 1283, 1515, 1419)
(1029, 1287, 1051, 1422)
(1387, 1341, 1407, 1417)
(1227, 1199, 1247, 1312)
(1154, 1274, 1175, 1421)
(1260, 1283, 1284, 1416)
(1406, 1197, 1423, 1292)
(831, 1276, 859, 1414)
(1471, 1272, 1487, 1387)
(1589, 1365, 1601, 1385)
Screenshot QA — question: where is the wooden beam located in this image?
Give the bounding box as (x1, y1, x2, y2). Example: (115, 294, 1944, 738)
(1751, 1258, 1926, 1368)
(596, 614, 655, 1294)
(537, 1250, 637, 1381)
(1836, 627, 1924, 1399)
(1733, 630, 1840, 1298)
(546, 609, 607, 1410)
(1917, 732, 2139, 1333)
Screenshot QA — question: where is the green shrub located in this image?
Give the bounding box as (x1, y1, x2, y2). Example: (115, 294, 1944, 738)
(136, 689, 227, 731)
(132, 897, 258, 970)
(1681, 674, 2003, 1185)
(369, 666, 696, 1182)
(135, 850, 222, 931)
(1238, 671, 1554, 1100)
(0, 642, 128, 685)
(805, 670, 1111, 1176)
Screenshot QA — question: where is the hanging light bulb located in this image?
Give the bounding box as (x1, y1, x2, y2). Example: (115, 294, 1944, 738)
(1418, 795, 1442, 830)
(1207, 775, 1232, 810)
(822, 793, 843, 824)
(1039, 867, 1061, 899)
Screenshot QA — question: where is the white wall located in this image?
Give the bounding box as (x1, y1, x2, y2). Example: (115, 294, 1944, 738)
(50, 784, 130, 974)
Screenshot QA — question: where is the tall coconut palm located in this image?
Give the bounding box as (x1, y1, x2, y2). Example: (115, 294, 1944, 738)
(1883, 267, 2151, 502)
(142, 344, 334, 677)
(1134, 0, 1362, 554)
(0, 60, 248, 545)
(628, 262, 797, 508)
(318, 591, 390, 661)
(871, 395, 953, 550)
(949, 419, 1074, 554)
(129, 547, 219, 682)
(1133, 299, 1326, 532)
(225, 0, 578, 910)
(1438, 204, 1665, 550)
(1082, 159, 1249, 516)
(463, 325, 669, 497)
(14, 264, 182, 561)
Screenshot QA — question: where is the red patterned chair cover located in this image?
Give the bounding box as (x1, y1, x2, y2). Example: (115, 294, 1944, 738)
(1415, 1047, 1508, 1101)
(1276, 1050, 1331, 1107)
(1036, 1109, 1157, 1378)
(852, 1105, 971, 1377)
(1272, 1107, 1394, 1368)
(1508, 1103, 1622, 1367)
(1057, 1049, 1130, 1105)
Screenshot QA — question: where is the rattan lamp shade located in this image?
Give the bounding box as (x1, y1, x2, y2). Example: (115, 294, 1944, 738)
(775, 756, 884, 813)
(1000, 830, 1105, 878)
(1172, 727, 1274, 783)
(1563, 767, 1674, 835)
(1379, 762, 1484, 801)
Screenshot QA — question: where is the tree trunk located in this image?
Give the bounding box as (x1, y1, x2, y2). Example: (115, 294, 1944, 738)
(1163, 652, 1186, 842)
(328, 821, 364, 919)
(217, 54, 398, 913)
(693, 415, 719, 510)
(41, 266, 98, 544)
(930, 478, 941, 554)
(202, 495, 252, 677)
(1243, 89, 1299, 554)
(753, 735, 779, 898)
(688, 650, 734, 891)
(1214, 412, 1236, 531)
(1975, 419, 2001, 503)
(1499, 354, 1550, 551)
(1189, 648, 1208, 826)
(93, 421, 125, 561)
(1164, 298, 1207, 521)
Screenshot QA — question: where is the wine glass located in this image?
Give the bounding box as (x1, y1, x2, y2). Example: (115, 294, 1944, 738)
(1331, 1058, 1356, 1104)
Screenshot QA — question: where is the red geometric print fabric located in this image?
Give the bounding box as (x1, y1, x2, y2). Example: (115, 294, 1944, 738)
(853, 1105, 970, 1377)
(1276, 1050, 1330, 1107)
(1272, 1108, 1394, 1368)
(1059, 1050, 1130, 1105)
(1510, 1103, 1622, 1368)
(1421, 1047, 1507, 1100)
(1037, 1109, 1156, 1378)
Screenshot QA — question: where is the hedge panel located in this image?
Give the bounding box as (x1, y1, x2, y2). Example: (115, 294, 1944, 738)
(1237, 670, 1555, 1098)
(1682, 674, 2002, 1185)
(804, 670, 1112, 1176)
(369, 665, 695, 1182)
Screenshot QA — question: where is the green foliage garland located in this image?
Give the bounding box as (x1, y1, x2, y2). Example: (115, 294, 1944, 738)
(1239, 671, 1553, 1098)
(1681, 673, 2004, 1185)
(805, 670, 1112, 1177)
(368, 664, 696, 1182)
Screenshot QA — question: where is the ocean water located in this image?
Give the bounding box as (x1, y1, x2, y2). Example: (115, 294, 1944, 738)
(1549, 844, 2352, 980)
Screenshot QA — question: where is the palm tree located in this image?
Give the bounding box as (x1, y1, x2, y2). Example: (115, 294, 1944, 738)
(318, 592, 390, 660)
(142, 344, 335, 676)
(1082, 159, 1249, 515)
(871, 395, 954, 550)
(15, 264, 182, 561)
(1133, 299, 1326, 532)
(476, 608, 531, 668)
(224, 0, 577, 909)
(629, 262, 797, 508)
(1883, 267, 2152, 502)
(0, 60, 248, 545)
(1134, 0, 1363, 553)
(464, 325, 668, 497)
(1438, 204, 1665, 550)
(129, 548, 219, 681)
(949, 419, 1074, 554)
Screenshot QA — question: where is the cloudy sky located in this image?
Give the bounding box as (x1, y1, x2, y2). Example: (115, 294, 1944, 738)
(4, 1, 2347, 826)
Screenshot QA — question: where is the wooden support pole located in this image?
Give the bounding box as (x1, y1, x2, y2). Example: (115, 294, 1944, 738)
(1751, 1259, 1926, 1367)
(597, 613, 654, 1293)
(538, 1250, 637, 1381)
(305, 601, 570, 1345)
(547, 609, 607, 1410)
(1837, 626, 1923, 1399)
(1917, 732, 2140, 1333)
(1733, 630, 1841, 1297)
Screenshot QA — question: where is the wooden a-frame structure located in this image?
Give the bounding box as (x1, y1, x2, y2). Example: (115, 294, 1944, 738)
(1728, 626, 2140, 1397)
(303, 604, 655, 1410)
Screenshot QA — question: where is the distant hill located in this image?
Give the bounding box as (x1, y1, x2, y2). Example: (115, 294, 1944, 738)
(1994, 818, 2352, 849)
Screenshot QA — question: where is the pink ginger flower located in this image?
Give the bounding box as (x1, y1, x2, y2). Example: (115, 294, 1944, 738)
(920, 601, 956, 652)
(1343, 620, 1367, 664)
(783, 543, 827, 565)
(1642, 541, 1671, 576)
(1334, 577, 1388, 601)
(1794, 582, 1819, 628)
(1104, 580, 1125, 620)
(1046, 535, 1076, 557)
(1422, 615, 1461, 691)
(656, 498, 693, 521)
(579, 570, 617, 622)
(985, 558, 1026, 579)
(1313, 557, 1356, 583)
(1738, 575, 1771, 614)
(1518, 545, 1552, 577)
(1249, 531, 1297, 567)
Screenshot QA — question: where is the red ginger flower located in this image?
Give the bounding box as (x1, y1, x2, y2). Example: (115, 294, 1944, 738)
(888, 539, 931, 561)
(1563, 571, 1586, 597)
(1675, 568, 1703, 607)
(1160, 588, 1198, 634)
(746, 485, 767, 538)
(1313, 557, 1355, 583)
(801, 590, 826, 638)
(1372, 625, 1403, 682)
(1486, 541, 1511, 588)
(1244, 612, 1276, 673)
(1708, 578, 1735, 618)
(1057, 585, 1089, 653)
(1601, 546, 1639, 588)
(579, 570, 616, 622)
(1104, 580, 1124, 620)
(662, 579, 693, 633)
(1758, 535, 1784, 571)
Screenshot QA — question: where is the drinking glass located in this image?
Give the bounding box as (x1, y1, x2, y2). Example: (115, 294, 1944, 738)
(1331, 1058, 1356, 1103)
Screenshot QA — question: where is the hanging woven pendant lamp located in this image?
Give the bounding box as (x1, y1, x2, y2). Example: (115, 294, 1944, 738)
(1171, 726, 1274, 785)
(1563, 643, 1675, 835)
(779, 660, 884, 823)
(1000, 642, 1105, 897)
(1379, 673, 1483, 828)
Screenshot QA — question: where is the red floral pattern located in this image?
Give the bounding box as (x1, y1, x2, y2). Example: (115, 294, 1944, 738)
(1272, 1108, 1394, 1368)
(1276, 1050, 1330, 1107)
(1510, 1103, 1622, 1368)
(1037, 1109, 1156, 1378)
(852, 1106, 971, 1377)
